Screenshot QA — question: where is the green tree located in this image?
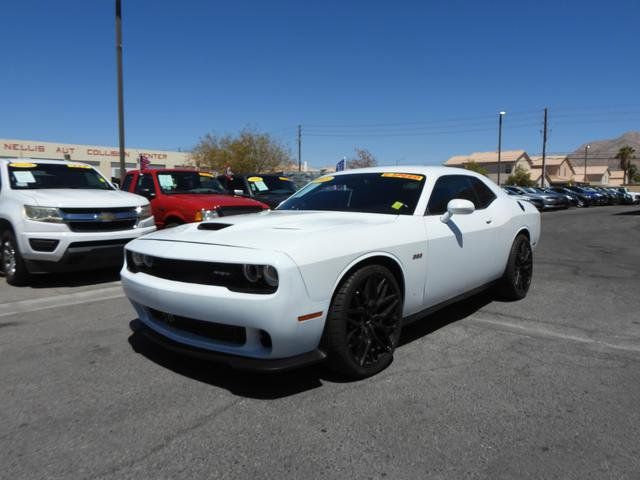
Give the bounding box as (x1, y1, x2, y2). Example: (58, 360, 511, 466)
(505, 165, 535, 187)
(628, 163, 640, 183)
(615, 145, 636, 184)
(347, 148, 378, 169)
(191, 127, 293, 174)
(463, 161, 488, 176)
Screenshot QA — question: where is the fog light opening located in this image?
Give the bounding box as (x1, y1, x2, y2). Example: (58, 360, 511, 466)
(258, 329, 272, 349)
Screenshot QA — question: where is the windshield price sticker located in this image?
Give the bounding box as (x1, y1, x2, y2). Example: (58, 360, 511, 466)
(13, 171, 36, 184)
(247, 176, 263, 182)
(158, 175, 176, 189)
(9, 162, 37, 168)
(199, 172, 213, 178)
(391, 201, 405, 210)
(254, 180, 269, 191)
(279, 177, 290, 181)
(381, 173, 424, 181)
(67, 163, 92, 169)
(312, 176, 334, 183)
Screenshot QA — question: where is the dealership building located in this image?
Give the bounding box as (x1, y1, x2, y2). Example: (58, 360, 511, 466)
(0, 138, 192, 179)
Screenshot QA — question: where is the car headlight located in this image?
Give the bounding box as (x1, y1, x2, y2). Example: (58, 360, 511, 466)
(136, 204, 152, 219)
(242, 264, 279, 288)
(24, 205, 63, 223)
(194, 209, 219, 222)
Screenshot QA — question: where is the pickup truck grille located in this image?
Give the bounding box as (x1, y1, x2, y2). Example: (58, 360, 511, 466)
(60, 207, 138, 232)
(217, 206, 264, 217)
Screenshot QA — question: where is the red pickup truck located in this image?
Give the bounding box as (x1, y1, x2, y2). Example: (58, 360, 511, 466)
(122, 169, 268, 228)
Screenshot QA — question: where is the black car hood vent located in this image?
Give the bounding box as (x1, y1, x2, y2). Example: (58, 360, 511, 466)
(198, 223, 233, 231)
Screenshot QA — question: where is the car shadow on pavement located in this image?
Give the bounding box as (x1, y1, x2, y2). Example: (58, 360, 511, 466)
(127, 292, 495, 399)
(127, 320, 325, 399)
(613, 209, 640, 216)
(28, 268, 121, 288)
(399, 291, 493, 347)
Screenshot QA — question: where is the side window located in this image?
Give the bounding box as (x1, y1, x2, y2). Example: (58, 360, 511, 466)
(135, 174, 155, 194)
(470, 177, 497, 209)
(122, 173, 134, 192)
(426, 175, 478, 215)
(229, 178, 247, 192)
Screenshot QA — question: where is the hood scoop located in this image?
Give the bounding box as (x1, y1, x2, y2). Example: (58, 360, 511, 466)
(198, 223, 233, 231)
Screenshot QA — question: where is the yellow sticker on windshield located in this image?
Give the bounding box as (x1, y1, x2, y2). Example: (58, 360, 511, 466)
(199, 172, 213, 177)
(67, 163, 92, 169)
(279, 176, 290, 181)
(391, 201, 404, 210)
(98, 177, 106, 183)
(381, 173, 424, 181)
(9, 162, 37, 168)
(312, 176, 334, 183)
(247, 176, 263, 182)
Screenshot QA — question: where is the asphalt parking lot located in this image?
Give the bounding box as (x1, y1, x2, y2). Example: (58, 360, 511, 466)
(1, 205, 639, 480)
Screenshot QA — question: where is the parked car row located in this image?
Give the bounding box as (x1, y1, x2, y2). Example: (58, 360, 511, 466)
(502, 184, 639, 210)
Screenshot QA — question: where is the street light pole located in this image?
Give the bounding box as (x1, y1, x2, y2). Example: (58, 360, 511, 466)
(584, 144, 590, 185)
(115, 0, 126, 184)
(497, 111, 505, 185)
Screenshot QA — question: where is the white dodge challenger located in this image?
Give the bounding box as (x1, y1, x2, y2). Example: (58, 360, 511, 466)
(122, 166, 540, 378)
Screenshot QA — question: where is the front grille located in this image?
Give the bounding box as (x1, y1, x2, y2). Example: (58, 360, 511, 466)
(217, 206, 264, 217)
(149, 308, 246, 345)
(60, 207, 138, 232)
(67, 220, 137, 232)
(126, 251, 277, 294)
(68, 238, 135, 249)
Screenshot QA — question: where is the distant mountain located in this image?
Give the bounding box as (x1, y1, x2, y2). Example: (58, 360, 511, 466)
(568, 131, 640, 171)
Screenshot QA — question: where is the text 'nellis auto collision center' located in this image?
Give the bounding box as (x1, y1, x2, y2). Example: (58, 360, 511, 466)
(0, 138, 192, 179)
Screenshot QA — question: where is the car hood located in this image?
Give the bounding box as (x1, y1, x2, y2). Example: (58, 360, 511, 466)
(165, 193, 267, 209)
(14, 189, 147, 208)
(138, 210, 399, 252)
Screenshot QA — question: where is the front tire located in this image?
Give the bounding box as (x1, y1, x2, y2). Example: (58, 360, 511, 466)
(496, 234, 533, 301)
(1, 230, 30, 286)
(323, 265, 403, 379)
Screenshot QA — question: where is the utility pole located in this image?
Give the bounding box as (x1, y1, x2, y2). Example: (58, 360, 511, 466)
(115, 0, 126, 184)
(497, 111, 505, 185)
(584, 144, 590, 185)
(541, 107, 548, 187)
(297, 125, 302, 172)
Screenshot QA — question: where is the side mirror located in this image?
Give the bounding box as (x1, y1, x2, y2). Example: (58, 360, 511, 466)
(440, 198, 475, 223)
(139, 188, 156, 200)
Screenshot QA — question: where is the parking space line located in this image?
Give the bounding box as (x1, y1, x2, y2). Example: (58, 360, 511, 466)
(0, 286, 125, 318)
(472, 316, 640, 354)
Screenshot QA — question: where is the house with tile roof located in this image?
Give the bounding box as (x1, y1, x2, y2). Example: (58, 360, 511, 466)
(444, 150, 532, 184)
(529, 155, 576, 186)
(572, 165, 611, 185)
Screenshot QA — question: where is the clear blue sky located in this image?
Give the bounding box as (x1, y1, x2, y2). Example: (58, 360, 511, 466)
(2, 0, 639, 167)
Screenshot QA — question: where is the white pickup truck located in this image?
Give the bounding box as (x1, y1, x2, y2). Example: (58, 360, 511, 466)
(617, 187, 640, 204)
(0, 158, 156, 285)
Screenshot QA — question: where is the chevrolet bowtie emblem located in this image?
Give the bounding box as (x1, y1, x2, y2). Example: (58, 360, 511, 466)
(97, 212, 116, 222)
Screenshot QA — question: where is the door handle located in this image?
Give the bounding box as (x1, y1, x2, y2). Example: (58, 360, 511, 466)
(485, 218, 493, 224)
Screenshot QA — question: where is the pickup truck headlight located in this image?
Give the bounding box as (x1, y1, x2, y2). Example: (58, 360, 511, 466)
(194, 209, 219, 222)
(136, 204, 152, 219)
(23, 205, 63, 223)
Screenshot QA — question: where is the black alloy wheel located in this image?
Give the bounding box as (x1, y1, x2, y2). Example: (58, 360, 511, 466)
(496, 234, 533, 301)
(323, 265, 403, 379)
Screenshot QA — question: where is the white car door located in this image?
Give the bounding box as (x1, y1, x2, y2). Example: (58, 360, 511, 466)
(422, 174, 498, 307)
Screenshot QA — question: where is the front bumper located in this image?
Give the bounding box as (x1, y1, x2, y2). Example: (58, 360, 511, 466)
(121, 240, 329, 362)
(18, 219, 156, 272)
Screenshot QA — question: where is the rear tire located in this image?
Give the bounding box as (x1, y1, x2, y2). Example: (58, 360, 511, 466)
(496, 234, 533, 301)
(323, 265, 403, 379)
(1, 230, 30, 286)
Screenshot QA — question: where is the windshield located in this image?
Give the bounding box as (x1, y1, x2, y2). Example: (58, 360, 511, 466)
(277, 172, 426, 215)
(247, 176, 296, 195)
(157, 171, 226, 194)
(8, 162, 113, 190)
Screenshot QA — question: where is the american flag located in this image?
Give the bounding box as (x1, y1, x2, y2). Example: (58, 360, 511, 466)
(336, 157, 346, 171)
(139, 154, 150, 171)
